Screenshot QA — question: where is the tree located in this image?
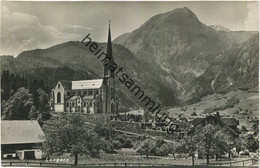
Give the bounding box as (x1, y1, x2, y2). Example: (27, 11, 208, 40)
(93, 116, 117, 140)
(245, 134, 259, 152)
(196, 124, 231, 164)
(212, 130, 230, 161)
(179, 135, 199, 166)
(196, 124, 215, 164)
(234, 136, 247, 155)
(1, 87, 33, 120)
(240, 126, 247, 133)
(29, 106, 40, 120)
(36, 88, 51, 121)
(252, 120, 259, 135)
(138, 139, 156, 158)
(43, 114, 102, 166)
(168, 142, 181, 160)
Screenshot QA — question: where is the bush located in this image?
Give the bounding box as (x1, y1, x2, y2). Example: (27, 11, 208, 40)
(122, 139, 133, 148)
(191, 112, 197, 116)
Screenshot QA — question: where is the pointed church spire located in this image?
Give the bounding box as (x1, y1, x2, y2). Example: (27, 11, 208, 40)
(104, 20, 115, 77)
(106, 20, 113, 62)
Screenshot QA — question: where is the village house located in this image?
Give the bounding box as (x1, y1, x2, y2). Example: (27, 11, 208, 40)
(1, 120, 45, 160)
(191, 112, 240, 139)
(50, 24, 118, 114)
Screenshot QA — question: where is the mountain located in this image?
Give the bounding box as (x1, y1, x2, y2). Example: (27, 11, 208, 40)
(190, 33, 259, 102)
(114, 7, 258, 101)
(1, 41, 179, 110)
(114, 7, 229, 96)
(1, 7, 258, 109)
(209, 25, 231, 32)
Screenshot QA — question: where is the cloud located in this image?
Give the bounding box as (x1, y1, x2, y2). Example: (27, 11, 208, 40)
(244, 2, 259, 31)
(64, 24, 92, 31)
(1, 4, 80, 57)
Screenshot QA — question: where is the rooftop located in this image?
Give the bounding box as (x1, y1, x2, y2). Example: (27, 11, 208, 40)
(59, 79, 103, 90)
(1, 120, 45, 145)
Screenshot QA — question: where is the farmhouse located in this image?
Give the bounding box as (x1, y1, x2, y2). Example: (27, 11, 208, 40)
(191, 112, 240, 139)
(1, 120, 45, 160)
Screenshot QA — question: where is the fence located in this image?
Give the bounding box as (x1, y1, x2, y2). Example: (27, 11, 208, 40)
(2, 161, 72, 167)
(1, 161, 176, 167)
(78, 163, 174, 167)
(208, 158, 258, 167)
(2, 158, 258, 167)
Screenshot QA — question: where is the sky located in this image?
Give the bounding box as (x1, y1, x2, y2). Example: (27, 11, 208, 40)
(1, 1, 259, 57)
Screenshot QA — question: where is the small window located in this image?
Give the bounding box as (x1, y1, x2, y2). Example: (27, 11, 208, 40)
(67, 102, 69, 107)
(84, 102, 86, 106)
(58, 84, 60, 88)
(57, 92, 61, 103)
(90, 102, 92, 106)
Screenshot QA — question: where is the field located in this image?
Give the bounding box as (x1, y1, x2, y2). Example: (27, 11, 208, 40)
(167, 89, 259, 130)
(2, 148, 258, 167)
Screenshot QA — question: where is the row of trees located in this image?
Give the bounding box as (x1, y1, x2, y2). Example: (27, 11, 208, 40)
(1, 70, 50, 102)
(138, 124, 259, 166)
(1, 87, 51, 124)
(43, 114, 133, 166)
(1, 70, 51, 123)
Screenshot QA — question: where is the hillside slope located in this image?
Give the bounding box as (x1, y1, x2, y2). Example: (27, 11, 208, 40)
(114, 7, 258, 100)
(1, 41, 179, 109)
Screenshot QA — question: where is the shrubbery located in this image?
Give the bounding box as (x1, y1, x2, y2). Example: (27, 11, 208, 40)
(137, 138, 175, 158)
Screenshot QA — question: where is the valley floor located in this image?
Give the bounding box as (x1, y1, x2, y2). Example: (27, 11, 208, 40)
(167, 89, 259, 130)
(2, 148, 258, 167)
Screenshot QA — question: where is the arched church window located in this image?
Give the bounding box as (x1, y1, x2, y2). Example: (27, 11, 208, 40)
(58, 84, 60, 88)
(57, 92, 61, 103)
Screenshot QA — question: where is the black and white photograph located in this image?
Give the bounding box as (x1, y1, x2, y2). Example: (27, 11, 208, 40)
(0, 1, 259, 167)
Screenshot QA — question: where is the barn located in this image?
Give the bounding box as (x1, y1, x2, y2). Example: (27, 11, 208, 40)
(1, 120, 45, 160)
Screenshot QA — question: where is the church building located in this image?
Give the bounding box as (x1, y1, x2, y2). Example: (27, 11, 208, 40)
(51, 24, 118, 114)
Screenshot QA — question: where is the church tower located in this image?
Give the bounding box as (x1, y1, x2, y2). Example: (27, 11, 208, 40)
(103, 22, 116, 114)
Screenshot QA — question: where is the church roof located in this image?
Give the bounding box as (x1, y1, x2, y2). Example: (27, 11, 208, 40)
(82, 95, 95, 100)
(1, 120, 45, 145)
(58, 79, 103, 90)
(67, 96, 80, 101)
(71, 79, 103, 90)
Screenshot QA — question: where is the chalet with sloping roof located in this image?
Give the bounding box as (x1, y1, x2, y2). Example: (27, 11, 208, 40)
(191, 113, 240, 139)
(1, 120, 45, 160)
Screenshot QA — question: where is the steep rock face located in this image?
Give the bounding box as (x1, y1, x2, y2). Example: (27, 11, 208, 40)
(114, 7, 229, 96)
(114, 7, 258, 100)
(191, 34, 259, 102)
